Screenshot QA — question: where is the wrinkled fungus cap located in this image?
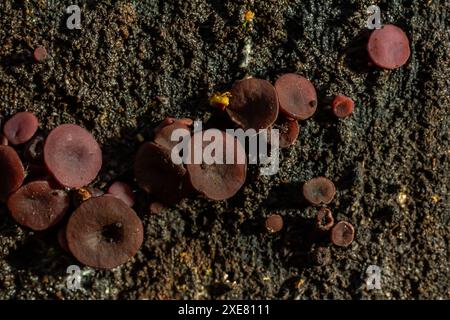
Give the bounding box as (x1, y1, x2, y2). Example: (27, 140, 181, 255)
(302, 177, 336, 205)
(66, 196, 144, 269)
(7, 180, 69, 231)
(331, 221, 355, 247)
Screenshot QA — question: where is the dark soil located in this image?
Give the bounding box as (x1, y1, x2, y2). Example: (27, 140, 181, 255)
(0, 0, 448, 299)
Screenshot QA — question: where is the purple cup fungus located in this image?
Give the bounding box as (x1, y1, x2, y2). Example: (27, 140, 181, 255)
(0, 145, 25, 202)
(154, 117, 192, 151)
(315, 207, 334, 232)
(134, 142, 187, 204)
(149, 201, 165, 214)
(275, 73, 317, 120)
(7, 180, 70, 231)
(226, 78, 279, 130)
(0, 134, 8, 146)
(330, 221, 355, 247)
(2, 112, 39, 145)
(302, 177, 336, 205)
(331, 95, 354, 118)
(57, 226, 70, 253)
(185, 130, 247, 201)
(265, 214, 283, 233)
(43, 124, 102, 188)
(72, 187, 104, 207)
(268, 118, 300, 148)
(66, 196, 144, 269)
(367, 24, 410, 69)
(107, 181, 135, 207)
(33, 46, 47, 63)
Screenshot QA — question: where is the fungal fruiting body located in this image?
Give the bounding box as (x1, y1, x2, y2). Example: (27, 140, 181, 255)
(185, 130, 247, 201)
(66, 196, 143, 269)
(331, 221, 355, 247)
(227, 78, 279, 130)
(0, 145, 25, 202)
(7, 180, 69, 231)
(275, 73, 317, 120)
(367, 24, 410, 69)
(302, 177, 336, 205)
(43, 124, 102, 188)
(331, 95, 354, 118)
(3, 112, 39, 145)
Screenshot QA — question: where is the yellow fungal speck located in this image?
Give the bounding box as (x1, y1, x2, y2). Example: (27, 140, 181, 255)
(244, 10, 255, 22)
(209, 91, 232, 111)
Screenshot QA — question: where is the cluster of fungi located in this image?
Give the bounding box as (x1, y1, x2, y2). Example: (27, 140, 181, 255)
(0, 24, 409, 270)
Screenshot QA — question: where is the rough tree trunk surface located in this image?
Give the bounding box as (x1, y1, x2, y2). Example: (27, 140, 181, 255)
(0, 1, 448, 299)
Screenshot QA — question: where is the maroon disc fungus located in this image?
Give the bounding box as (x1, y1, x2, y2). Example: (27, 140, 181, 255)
(185, 130, 247, 201)
(269, 118, 299, 148)
(315, 207, 334, 232)
(33, 46, 47, 63)
(0, 145, 25, 202)
(43, 124, 102, 188)
(7, 180, 70, 231)
(57, 226, 70, 252)
(154, 117, 192, 151)
(275, 73, 317, 120)
(107, 181, 135, 207)
(134, 141, 187, 204)
(0, 134, 8, 146)
(226, 78, 279, 130)
(3, 112, 39, 145)
(302, 177, 336, 205)
(149, 201, 165, 215)
(331, 95, 354, 118)
(66, 196, 144, 269)
(331, 221, 355, 247)
(367, 24, 410, 69)
(265, 214, 283, 233)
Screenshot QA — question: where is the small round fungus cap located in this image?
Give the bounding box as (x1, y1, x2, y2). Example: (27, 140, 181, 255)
(227, 78, 279, 130)
(3, 112, 39, 145)
(268, 118, 299, 148)
(265, 214, 283, 233)
(331, 221, 355, 247)
(107, 181, 135, 207)
(186, 130, 247, 201)
(66, 196, 144, 269)
(154, 117, 192, 151)
(367, 24, 410, 69)
(134, 142, 187, 204)
(275, 74, 317, 120)
(315, 207, 334, 232)
(302, 177, 336, 205)
(43, 124, 102, 188)
(0, 145, 25, 202)
(332, 95, 354, 118)
(7, 180, 69, 231)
